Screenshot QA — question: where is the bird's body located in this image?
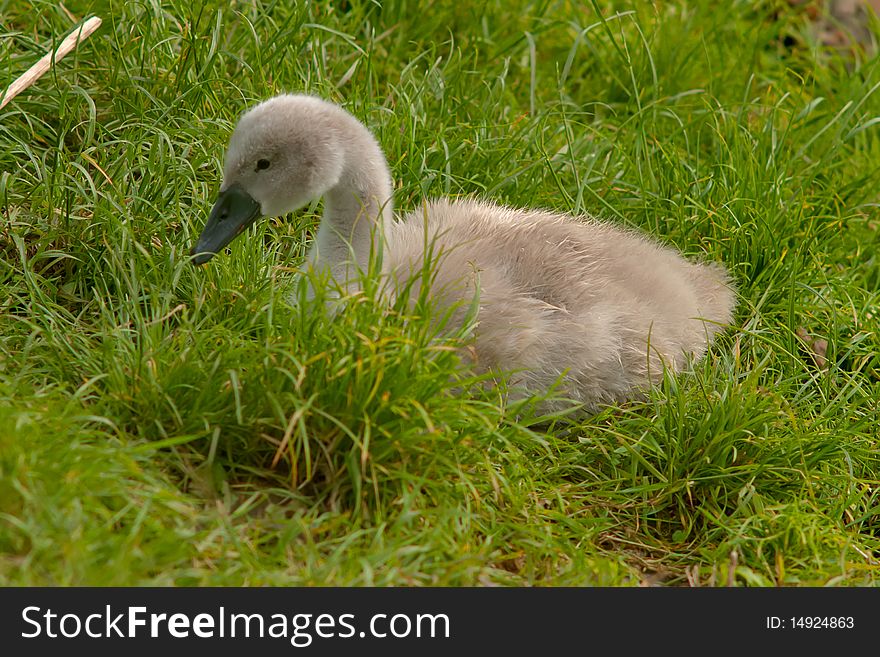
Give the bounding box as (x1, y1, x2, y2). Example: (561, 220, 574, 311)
(384, 198, 733, 410)
(191, 94, 736, 413)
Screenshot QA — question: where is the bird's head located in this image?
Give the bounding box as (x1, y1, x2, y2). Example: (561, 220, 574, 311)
(190, 94, 347, 264)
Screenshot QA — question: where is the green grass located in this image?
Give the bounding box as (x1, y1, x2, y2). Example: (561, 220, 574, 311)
(1, 0, 879, 586)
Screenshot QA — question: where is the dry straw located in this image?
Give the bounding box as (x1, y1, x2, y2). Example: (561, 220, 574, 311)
(1, 16, 102, 109)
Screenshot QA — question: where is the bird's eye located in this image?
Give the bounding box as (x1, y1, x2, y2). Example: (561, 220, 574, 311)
(256, 158, 271, 171)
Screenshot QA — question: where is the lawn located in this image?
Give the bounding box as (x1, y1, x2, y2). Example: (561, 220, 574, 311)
(1, 0, 878, 586)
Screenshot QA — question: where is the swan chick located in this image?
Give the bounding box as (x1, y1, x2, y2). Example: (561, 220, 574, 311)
(190, 94, 736, 413)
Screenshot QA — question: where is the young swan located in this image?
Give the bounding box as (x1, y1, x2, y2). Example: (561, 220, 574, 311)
(191, 94, 736, 413)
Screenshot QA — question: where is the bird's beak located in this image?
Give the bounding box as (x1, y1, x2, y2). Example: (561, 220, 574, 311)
(190, 184, 262, 265)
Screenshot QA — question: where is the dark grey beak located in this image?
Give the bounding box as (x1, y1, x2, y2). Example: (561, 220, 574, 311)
(190, 184, 262, 265)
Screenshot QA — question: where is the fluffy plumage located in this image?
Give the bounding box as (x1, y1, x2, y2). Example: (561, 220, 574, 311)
(193, 94, 736, 413)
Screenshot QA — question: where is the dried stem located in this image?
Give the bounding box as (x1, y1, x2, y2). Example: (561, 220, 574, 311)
(1, 16, 102, 110)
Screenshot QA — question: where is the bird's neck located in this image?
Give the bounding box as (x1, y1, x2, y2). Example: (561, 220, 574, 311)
(308, 143, 394, 288)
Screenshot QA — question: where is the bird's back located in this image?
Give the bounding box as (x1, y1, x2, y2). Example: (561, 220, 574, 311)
(387, 198, 735, 411)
